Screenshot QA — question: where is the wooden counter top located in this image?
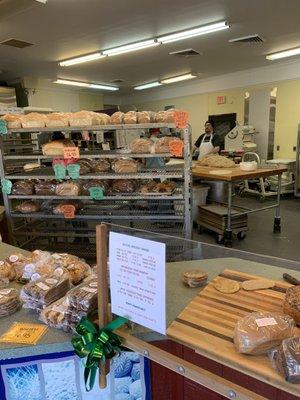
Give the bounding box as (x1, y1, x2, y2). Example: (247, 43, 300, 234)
(192, 166, 287, 181)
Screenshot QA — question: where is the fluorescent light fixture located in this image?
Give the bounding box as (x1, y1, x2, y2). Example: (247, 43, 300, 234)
(266, 47, 300, 60)
(134, 81, 162, 90)
(59, 53, 105, 67)
(53, 79, 119, 91)
(158, 21, 229, 44)
(103, 39, 159, 56)
(161, 73, 196, 84)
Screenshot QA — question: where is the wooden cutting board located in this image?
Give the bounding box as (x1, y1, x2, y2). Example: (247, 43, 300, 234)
(167, 269, 300, 396)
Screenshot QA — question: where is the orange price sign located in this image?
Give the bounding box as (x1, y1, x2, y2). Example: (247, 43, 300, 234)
(169, 139, 184, 157)
(173, 111, 189, 129)
(63, 147, 80, 160)
(60, 204, 75, 219)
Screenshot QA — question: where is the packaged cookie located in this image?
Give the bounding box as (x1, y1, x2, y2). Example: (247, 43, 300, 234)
(65, 261, 91, 285)
(0, 260, 16, 281)
(67, 277, 98, 312)
(51, 253, 79, 267)
(6, 253, 32, 283)
(0, 288, 21, 317)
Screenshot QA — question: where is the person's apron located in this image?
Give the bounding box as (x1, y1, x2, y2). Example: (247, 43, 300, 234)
(198, 134, 214, 160)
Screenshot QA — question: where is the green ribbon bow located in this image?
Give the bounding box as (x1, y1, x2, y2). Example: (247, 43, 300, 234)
(72, 316, 127, 391)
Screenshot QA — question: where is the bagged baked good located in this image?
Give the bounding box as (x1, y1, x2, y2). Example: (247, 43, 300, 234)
(21, 113, 46, 128)
(234, 312, 295, 355)
(67, 276, 98, 312)
(182, 269, 208, 288)
(130, 138, 152, 154)
(78, 159, 92, 175)
(198, 154, 236, 168)
(111, 111, 124, 124)
(91, 159, 110, 173)
(45, 113, 69, 127)
(153, 181, 176, 193)
(6, 253, 31, 283)
(16, 201, 40, 214)
(65, 261, 91, 285)
(283, 286, 300, 325)
(124, 111, 137, 124)
(35, 180, 57, 195)
(139, 181, 156, 194)
(81, 179, 109, 195)
(0, 288, 21, 317)
(154, 136, 173, 153)
(1, 114, 22, 129)
(42, 139, 76, 156)
(23, 163, 41, 171)
(270, 337, 300, 383)
(97, 113, 111, 125)
(53, 200, 82, 215)
(55, 182, 81, 196)
(51, 252, 79, 267)
(68, 111, 100, 127)
(111, 179, 136, 193)
(12, 180, 35, 195)
(137, 111, 151, 124)
(112, 158, 138, 173)
(0, 260, 16, 281)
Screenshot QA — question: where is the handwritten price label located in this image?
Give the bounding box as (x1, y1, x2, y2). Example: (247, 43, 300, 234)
(0, 322, 48, 345)
(60, 205, 75, 219)
(53, 164, 66, 180)
(89, 186, 104, 200)
(173, 111, 189, 129)
(1, 179, 12, 194)
(169, 139, 184, 157)
(67, 163, 80, 180)
(63, 147, 80, 160)
(0, 120, 8, 135)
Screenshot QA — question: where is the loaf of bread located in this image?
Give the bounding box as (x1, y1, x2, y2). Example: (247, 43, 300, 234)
(45, 113, 69, 127)
(198, 154, 236, 168)
(137, 111, 151, 124)
(1, 114, 22, 129)
(124, 111, 137, 124)
(6, 253, 31, 283)
(81, 179, 110, 195)
(91, 159, 110, 173)
(97, 113, 111, 125)
(16, 201, 40, 214)
(112, 158, 138, 173)
(270, 337, 300, 383)
(51, 253, 90, 285)
(130, 138, 153, 154)
(0, 288, 21, 317)
(234, 312, 295, 355)
(78, 159, 93, 175)
(283, 286, 300, 325)
(55, 182, 80, 196)
(12, 180, 35, 195)
(0, 260, 16, 281)
(67, 276, 98, 312)
(111, 179, 136, 193)
(155, 111, 166, 123)
(68, 111, 100, 127)
(35, 180, 57, 195)
(139, 181, 176, 194)
(154, 136, 173, 153)
(42, 139, 76, 156)
(111, 111, 124, 124)
(21, 113, 47, 128)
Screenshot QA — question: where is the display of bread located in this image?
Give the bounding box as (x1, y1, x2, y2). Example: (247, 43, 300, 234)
(130, 138, 153, 153)
(112, 158, 138, 173)
(197, 154, 236, 168)
(234, 312, 295, 355)
(42, 139, 76, 156)
(283, 286, 300, 325)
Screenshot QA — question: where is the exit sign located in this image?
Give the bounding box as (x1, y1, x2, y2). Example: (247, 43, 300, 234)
(217, 96, 226, 105)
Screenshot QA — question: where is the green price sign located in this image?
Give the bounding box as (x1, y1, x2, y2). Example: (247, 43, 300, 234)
(67, 164, 80, 180)
(53, 164, 66, 180)
(1, 179, 12, 194)
(0, 120, 8, 135)
(89, 186, 104, 200)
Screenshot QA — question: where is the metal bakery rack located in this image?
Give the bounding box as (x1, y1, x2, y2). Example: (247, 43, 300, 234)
(0, 123, 192, 260)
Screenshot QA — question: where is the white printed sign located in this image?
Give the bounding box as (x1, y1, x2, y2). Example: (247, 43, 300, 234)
(109, 232, 166, 334)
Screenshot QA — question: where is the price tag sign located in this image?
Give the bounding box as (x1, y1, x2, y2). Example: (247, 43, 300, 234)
(0, 322, 48, 345)
(173, 111, 189, 129)
(0, 120, 8, 135)
(89, 186, 104, 200)
(63, 147, 80, 159)
(53, 164, 66, 180)
(1, 179, 12, 194)
(169, 139, 184, 157)
(67, 163, 80, 180)
(60, 204, 75, 219)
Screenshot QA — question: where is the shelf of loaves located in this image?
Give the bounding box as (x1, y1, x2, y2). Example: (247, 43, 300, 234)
(6, 122, 176, 134)
(10, 213, 183, 220)
(9, 194, 183, 200)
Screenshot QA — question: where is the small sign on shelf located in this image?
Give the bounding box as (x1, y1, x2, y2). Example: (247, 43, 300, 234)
(1, 179, 12, 194)
(67, 163, 80, 180)
(173, 111, 189, 129)
(53, 164, 67, 180)
(89, 186, 104, 200)
(60, 204, 76, 219)
(63, 147, 80, 160)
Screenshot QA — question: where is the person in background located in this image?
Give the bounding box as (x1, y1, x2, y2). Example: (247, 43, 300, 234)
(192, 121, 222, 160)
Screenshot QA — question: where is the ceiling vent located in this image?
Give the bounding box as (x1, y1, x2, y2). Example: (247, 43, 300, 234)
(169, 48, 202, 58)
(0, 38, 34, 48)
(229, 35, 265, 44)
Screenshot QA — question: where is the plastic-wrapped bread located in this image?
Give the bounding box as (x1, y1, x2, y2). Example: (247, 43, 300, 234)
(112, 158, 138, 173)
(55, 182, 80, 196)
(111, 111, 124, 124)
(42, 139, 76, 156)
(21, 112, 47, 128)
(111, 179, 136, 193)
(154, 136, 173, 153)
(45, 112, 69, 127)
(91, 159, 111, 173)
(78, 159, 93, 175)
(153, 181, 176, 193)
(130, 138, 153, 154)
(35, 180, 57, 195)
(270, 337, 300, 383)
(12, 180, 35, 195)
(97, 113, 111, 125)
(68, 111, 100, 127)
(1, 114, 22, 129)
(0, 288, 21, 317)
(283, 286, 300, 325)
(234, 312, 295, 355)
(164, 109, 176, 123)
(124, 111, 137, 124)
(65, 261, 91, 285)
(0, 260, 16, 281)
(81, 179, 110, 195)
(51, 253, 79, 267)
(6, 253, 32, 283)
(15, 201, 40, 214)
(139, 181, 157, 194)
(67, 276, 98, 312)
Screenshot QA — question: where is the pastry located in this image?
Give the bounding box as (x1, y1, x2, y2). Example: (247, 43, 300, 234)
(214, 278, 240, 294)
(182, 269, 208, 288)
(242, 279, 275, 291)
(0, 260, 16, 281)
(7, 253, 31, 282)
(137, 111, 151, 124)
(65, 260, 91, 285)
(283, 285, 300, 325)
(0, 288, 21, 317)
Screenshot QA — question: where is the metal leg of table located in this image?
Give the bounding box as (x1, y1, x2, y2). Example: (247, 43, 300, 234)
(273, 173, 282, 233)
(224, 182, 233, 247)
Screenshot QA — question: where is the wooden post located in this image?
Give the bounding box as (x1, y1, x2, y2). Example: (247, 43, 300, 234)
(96, 223, 110, 388)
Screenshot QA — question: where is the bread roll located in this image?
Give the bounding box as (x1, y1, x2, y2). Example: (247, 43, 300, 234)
(21, 113, 46, 128)
(111, 111, 124, 124)
(42, 140, 76, 156)
(1, 114, 22, 129)
(45, 113, 69, 127)
(0, 260, 16, 281)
